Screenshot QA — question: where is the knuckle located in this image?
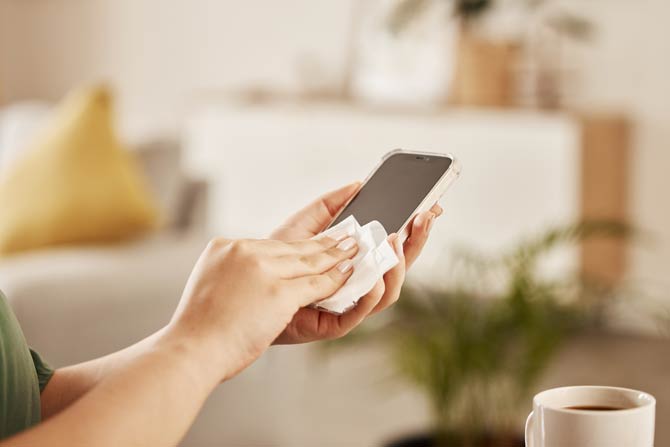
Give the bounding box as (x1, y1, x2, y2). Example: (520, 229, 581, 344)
(227, 239, 245, 255)
(326, 247, 345, 260)
(319, 237, 335, 248)
(236, 239, 253, 253)
(312, 253, 336, 272)
(230, 239, 253, 258)
(228, 240, 264, 269)
(252, 256, 270, 273)
(308, 276, 323, 290)
(299, 255, 317, 270)
(207, 237, 228, 251)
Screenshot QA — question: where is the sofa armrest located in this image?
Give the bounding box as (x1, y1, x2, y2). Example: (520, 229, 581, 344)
(2, 233, 208, 367)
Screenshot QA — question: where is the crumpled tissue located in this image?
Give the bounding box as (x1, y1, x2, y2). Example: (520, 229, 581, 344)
(312, 215, 399, 314)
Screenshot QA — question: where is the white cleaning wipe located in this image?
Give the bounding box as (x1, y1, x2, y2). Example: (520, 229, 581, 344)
(312, 216, 399, 314)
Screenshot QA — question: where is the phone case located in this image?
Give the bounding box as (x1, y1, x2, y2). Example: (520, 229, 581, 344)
(328, 149, 461, 242)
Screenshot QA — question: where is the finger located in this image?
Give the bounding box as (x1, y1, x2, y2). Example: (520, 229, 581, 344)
(430, 202, 443, 217)
(276, 237, 359, 278)
(225, 237, 336, 258)
(335, 279, 386, 334)
(370, 234, 406, 315)
(289, 221, 360, 254)
(320, 182, 361, 217)
(280, 182, 361, 235)
(250, 231, 348, 256)
(282, 234, 347, 255)
(286, 260, 355, 306)
(403, 211, 436, 269)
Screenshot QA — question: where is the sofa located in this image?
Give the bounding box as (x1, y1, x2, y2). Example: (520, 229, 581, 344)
(0, 135, 211, 367)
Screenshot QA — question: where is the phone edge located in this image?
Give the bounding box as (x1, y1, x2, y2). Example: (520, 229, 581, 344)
(327, 149, 460, 240)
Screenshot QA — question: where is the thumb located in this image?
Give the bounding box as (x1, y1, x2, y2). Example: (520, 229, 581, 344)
(320, 182, 360, 216)
(286, 182, 360, 234)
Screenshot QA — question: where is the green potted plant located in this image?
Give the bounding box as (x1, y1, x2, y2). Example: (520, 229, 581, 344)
(328, 221, 628, 447)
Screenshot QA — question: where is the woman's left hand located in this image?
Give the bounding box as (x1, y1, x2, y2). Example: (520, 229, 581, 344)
(271, 182, 443, 344)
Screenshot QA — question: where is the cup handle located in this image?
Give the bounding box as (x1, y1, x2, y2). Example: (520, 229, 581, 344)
(525, 411, 534, 447)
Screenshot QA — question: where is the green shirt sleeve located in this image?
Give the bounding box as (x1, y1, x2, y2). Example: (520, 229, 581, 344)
(1, 291, 54, 439)
(29, 349, 55, 393)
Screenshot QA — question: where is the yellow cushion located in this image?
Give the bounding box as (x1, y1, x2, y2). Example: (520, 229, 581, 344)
(0, 85, 159, 255)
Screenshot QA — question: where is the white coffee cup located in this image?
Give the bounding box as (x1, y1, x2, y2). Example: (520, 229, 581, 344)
(525, 385, 655, 447)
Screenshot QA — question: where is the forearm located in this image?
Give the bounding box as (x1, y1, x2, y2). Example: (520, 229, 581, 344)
(4, 329, 221, 447)
(40, 329, 167, 419)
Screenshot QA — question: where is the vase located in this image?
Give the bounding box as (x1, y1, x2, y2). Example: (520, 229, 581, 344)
(449, 28, 520, 107)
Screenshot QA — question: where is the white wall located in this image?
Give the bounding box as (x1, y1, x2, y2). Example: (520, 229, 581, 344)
(0, 0, 668, 286)
(0, 0, 356, 136)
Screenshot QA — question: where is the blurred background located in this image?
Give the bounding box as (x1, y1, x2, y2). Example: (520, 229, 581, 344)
(0, 0, 668, 446)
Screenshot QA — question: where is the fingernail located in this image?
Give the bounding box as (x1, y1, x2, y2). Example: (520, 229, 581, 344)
(329, 230, 348, 241)
(337, 260, 353, 273)
(427, 215, 436, 231)
(336, 237, 357, 251)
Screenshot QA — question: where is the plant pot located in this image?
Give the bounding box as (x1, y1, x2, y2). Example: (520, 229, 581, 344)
(384, 431, 525, 447)
(449, 31, 520, 107)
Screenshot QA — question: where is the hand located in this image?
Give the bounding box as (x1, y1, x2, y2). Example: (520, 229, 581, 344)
(271, 183, 443, 344)
(168, 236, 358, 380)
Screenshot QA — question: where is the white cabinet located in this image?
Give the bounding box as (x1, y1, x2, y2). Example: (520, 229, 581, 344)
(184, 103, 580, 279)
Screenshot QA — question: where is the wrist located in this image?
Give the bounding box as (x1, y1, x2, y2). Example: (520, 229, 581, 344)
(155, 324, 229, 390)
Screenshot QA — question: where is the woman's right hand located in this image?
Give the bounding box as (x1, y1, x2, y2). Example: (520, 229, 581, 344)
(167, 235, 358, 381)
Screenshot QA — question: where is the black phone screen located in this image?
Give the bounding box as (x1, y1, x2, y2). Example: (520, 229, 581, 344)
(329, 152, 452, 233)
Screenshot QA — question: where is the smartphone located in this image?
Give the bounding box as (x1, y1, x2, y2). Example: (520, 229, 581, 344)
(328, 149, 460, 241)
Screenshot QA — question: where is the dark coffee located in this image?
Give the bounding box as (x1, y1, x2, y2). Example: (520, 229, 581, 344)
(564, 405, 627, 411)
